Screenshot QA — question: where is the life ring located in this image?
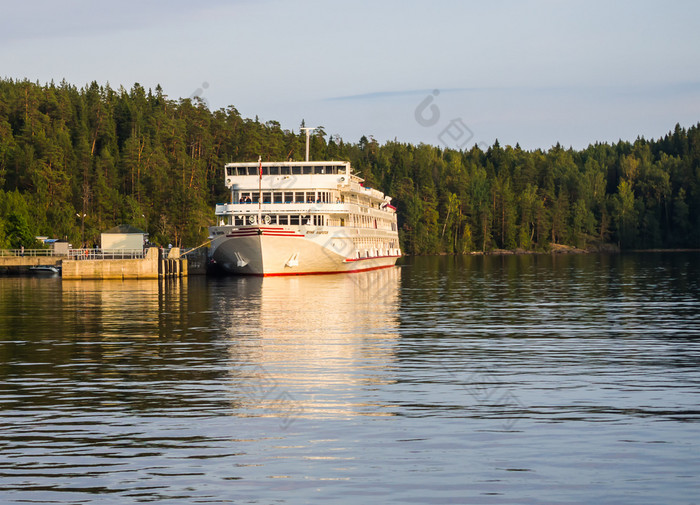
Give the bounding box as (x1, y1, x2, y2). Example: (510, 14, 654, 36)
(248, 215, 257, 225)
(264, 215, 272, 225)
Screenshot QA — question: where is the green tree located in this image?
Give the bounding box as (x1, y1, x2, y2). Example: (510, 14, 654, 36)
(615, 179, 637, 248)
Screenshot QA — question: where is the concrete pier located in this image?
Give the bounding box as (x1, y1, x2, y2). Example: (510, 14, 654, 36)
(0, 256, 61, 268)
(62, 248, 188, 280)
(63, 248, 156, 279)
(1, 246, 205, 279)
(0, 254, 61, 275)
(160, 248, 188, 278)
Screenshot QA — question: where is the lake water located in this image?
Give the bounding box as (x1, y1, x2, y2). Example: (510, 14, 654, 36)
(1, 253, 699, 504)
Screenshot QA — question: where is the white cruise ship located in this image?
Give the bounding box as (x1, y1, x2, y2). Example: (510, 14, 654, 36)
(208, 160, 402, 276)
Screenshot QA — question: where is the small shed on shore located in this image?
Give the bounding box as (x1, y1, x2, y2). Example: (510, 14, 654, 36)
(101, 225, 147, 250)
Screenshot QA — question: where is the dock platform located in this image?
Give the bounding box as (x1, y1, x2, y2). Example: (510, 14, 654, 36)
(1, 247, 196, 279)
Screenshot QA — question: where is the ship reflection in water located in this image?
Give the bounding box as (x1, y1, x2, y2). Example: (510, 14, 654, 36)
(215, 268, 401, 423)
(59, 278, 192, 340)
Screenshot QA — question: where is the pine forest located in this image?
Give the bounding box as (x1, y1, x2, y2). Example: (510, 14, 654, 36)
(0, 79, 699, 254)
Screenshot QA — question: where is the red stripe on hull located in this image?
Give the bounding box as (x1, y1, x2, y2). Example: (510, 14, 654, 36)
(245, 263, 397, 277)
(226, 231, 304, 238)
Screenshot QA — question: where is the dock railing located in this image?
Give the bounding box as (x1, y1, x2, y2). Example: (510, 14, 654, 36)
(68, 249, 146, 260)
(0, 249, 58, 257)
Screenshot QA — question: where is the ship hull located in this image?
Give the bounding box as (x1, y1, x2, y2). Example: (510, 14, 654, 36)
(209, 226, 400, 276)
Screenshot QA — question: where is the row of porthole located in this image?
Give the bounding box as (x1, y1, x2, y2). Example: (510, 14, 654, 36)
(356, 248, 401, 258)
(247, 215, 272, 225)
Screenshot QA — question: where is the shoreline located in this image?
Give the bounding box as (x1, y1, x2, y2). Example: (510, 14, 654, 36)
(406, 245, 700, 257)
(461, 243, 620, 256)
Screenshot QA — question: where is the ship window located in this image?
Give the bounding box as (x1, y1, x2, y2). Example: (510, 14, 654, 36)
(303, 166, 313, 174)
(294, 192, 305, 203)
(279, 215, 289, 225)
(273, 192, 283, 204)
(292, 166, 302, 175)
(262, 192, 272, 203)
(280, 166, 291, 175)
(284, 191, 293, 203)
(290, 215, 300, 225)
(313, 166, 324, 174)
(252, 194, 259, 203)
(247, 167, 258, 176)
(269, 166, 279, 175)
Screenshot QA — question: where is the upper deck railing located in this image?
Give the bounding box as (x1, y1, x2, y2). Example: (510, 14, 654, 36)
(349, 182, 385, 200)
(225, 161, 350, 175)
(214, 201, 396, 217)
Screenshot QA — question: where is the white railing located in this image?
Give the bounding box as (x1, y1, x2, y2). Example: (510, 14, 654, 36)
(215, 202, 349, 215)
(215, 201, 395, 216)
(68, 249, 146, 260)
(0, 249, 57, 257)
(349, 183, 385, 200)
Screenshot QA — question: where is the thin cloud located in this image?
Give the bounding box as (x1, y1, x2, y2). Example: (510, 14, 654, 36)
(326, 82, 700, 103)
(327, 88, 482, 102)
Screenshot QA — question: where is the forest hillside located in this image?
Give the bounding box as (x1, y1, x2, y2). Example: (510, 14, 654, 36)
(0, 79, 698, 253)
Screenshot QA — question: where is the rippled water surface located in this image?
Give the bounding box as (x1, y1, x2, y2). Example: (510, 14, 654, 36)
(1, 253, 699, 504)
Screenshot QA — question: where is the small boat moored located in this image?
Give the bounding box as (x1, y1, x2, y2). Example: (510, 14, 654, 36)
(29, 265, 61, 275)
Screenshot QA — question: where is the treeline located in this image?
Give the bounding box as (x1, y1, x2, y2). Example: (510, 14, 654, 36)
(354, 130, 700, 254)
(0, 78, 698, 253)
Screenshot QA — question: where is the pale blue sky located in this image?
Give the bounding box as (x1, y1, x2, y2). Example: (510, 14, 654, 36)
(2, 0, 699, 149)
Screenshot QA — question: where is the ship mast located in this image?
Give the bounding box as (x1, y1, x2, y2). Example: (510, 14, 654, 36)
(300, 126, 319, 161)
(257, 155, 262, 225)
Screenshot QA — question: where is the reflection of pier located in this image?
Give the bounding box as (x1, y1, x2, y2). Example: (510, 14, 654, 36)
(219, 268, 401, 421)
(60, 278, 192, 339)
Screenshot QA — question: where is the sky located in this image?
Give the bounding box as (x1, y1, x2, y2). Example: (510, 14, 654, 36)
(2, 0, 700, 151)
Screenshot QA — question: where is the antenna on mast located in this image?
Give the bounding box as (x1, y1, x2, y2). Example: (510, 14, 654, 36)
(300, 126, 320, 162)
